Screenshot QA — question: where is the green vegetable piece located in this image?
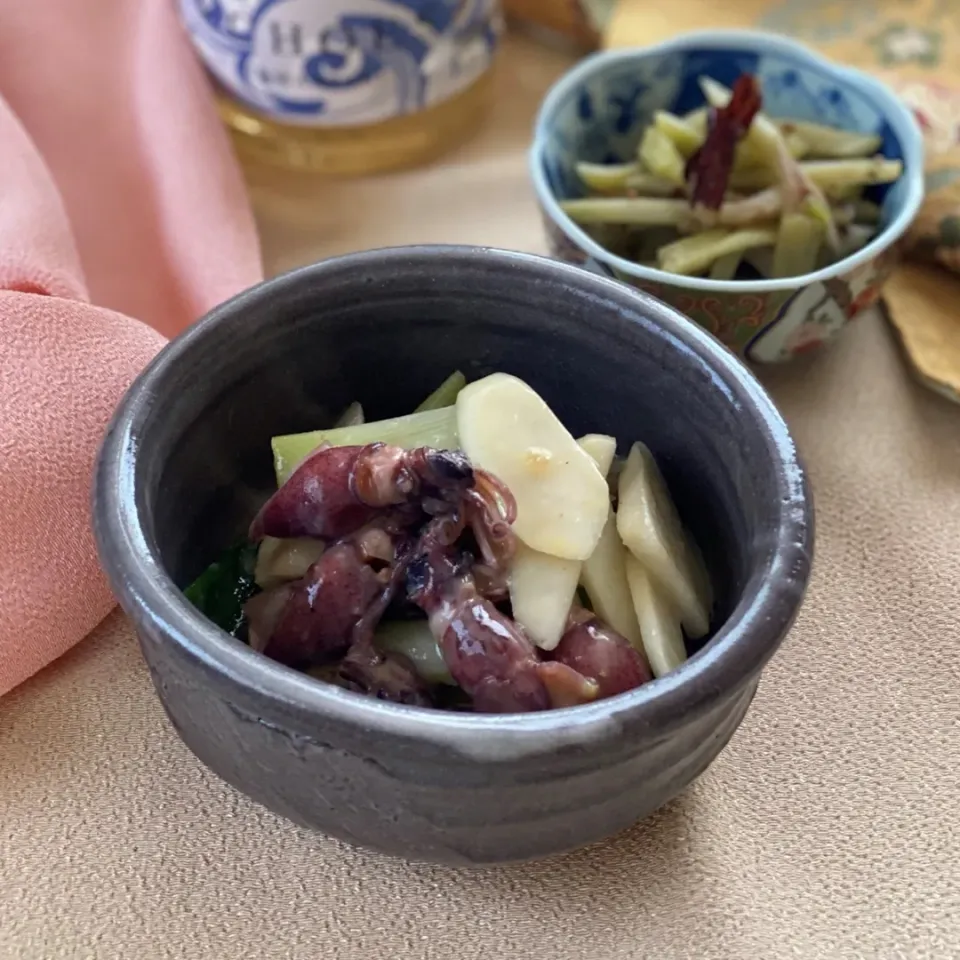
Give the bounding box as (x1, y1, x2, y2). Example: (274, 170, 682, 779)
(415, 371, 466, 413)
(623, 175, 681, 198)
(778, 119, 883, 159)
(657, 227, 777, 276)
(802, 158, 903, 191)
(184, 542, 258, 636)
(772, 213, 824, 279)
(560, 197, 689, 226)
(682, 107, 709, 138)
(638, 126, 687, 185)
(709, 251, 743, 280)
(653, 111, 704, 158)
(576, 161, 643, 192)
(272, 405, 459, 486)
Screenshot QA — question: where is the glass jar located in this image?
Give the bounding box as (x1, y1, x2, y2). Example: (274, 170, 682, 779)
(180, 0, 504, 175)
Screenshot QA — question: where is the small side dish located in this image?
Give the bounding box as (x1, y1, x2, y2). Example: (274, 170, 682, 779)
(560, 73, 903, 279)
(185, 372, 713, 714)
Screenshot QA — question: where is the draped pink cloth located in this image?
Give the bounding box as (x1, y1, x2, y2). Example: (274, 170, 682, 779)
(0, 0, 263, 695)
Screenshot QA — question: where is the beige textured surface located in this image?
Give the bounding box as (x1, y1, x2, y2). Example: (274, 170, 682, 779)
(2, 35, 959, 960)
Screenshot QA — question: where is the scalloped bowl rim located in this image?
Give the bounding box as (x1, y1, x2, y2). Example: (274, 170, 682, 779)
(529, 29, 926, 294)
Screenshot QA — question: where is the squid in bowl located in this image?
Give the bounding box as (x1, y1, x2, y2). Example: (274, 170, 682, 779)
(184, 372, 713, 713)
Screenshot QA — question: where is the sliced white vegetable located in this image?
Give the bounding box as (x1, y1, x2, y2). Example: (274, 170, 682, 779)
(374, 620, 455, 686)
(254, 536, 325, 589)
(580, 510, 644, 649)
(509, 543, 582, 651)
(456, 373, 609, 561)
(575, 433, 644, 649)
(616, 442, 712, 638)
(625, 556, 688, 678)
(507, 433, 619, 650)
(576, 433, 617, 479)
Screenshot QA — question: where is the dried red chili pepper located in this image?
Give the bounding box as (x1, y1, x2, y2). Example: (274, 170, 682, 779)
(685, 74, 763, 211)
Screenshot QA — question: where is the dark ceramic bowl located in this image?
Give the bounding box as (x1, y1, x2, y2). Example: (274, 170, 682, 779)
(93, 246, 813, 865)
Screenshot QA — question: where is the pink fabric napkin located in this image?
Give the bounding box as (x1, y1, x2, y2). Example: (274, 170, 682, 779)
(0, 0, 262, 696)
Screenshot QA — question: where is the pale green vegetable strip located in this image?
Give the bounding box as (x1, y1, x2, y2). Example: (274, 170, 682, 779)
(783, 130, 810, 159)
(560, 197, 689, 226)
(826, 183, 864, 202)
(333, 401, 364, 429)
(617, 442, 712, 638)
(622, 172, 680, 197)
(728, 157, 901, 199)
(728, 158, 900, 194)
(576, 162, 677, 198)
(718, 187, 781, 227)
(580, 510, 644, 650)
(720, 189, 857, 229)
(778, 119, 883, 159)
(802, 192, 835, 232)
(625, 556, 687, 678)
(735, 129, 806, 170)
(578, 439, 643, 651)
(638, 126, 686, 185)
(658, 227, 777, 276)
(415, 370, 466, 412)
(772, 213, 824, 279)
(728, 165, 775, 192)
(653, 110, 703, 158)
(272, 405, 458, 485)
(576, 161, 642, 192)
(709, 251, 742, 280)
(802, 158, 903, 190)
(682, 107, 708, 137)
(374, 621, 455, 686)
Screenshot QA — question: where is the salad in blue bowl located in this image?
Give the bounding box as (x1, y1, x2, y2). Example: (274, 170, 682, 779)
(529, 30, 924, 362)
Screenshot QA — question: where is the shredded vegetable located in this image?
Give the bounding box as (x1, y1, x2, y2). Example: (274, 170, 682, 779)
(560, 71, 902, 280)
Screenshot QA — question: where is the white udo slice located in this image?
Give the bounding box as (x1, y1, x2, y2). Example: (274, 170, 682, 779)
(625, 555, 687, 678)
(509, 543, 582, 651)
(507, 433, 620, 650)
(580, 509, 644, 649)
(456, 374, 609, 561)
(576, 433, 617, 479)
(616, 442, 712, 638)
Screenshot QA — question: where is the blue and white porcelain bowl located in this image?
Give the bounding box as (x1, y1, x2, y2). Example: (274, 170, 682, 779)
(529, 30, 925, 363)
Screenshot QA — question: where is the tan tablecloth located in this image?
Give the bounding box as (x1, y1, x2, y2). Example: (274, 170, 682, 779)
(2, 35, 958, 960)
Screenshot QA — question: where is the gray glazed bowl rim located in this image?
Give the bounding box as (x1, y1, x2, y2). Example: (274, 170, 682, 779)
(529, 28, 926, 294)
(93, 244, 813, 755)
